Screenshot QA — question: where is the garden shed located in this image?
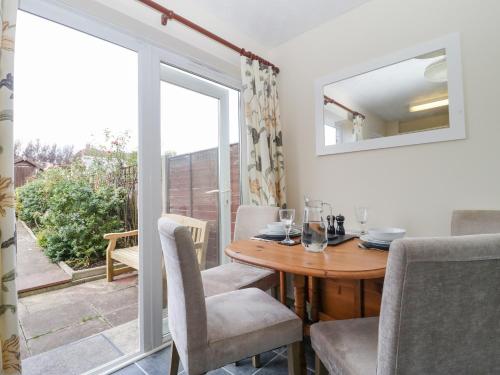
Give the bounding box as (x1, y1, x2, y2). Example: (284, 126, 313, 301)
(14, 158, 44, 188)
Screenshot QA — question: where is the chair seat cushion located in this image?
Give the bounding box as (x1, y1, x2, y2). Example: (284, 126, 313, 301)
(201, 262, 278, 297)
(311, 317, 379, 375)
(205, 288, 302, 370)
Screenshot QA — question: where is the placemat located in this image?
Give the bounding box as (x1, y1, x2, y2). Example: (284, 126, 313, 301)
(327, 234, 357, 246)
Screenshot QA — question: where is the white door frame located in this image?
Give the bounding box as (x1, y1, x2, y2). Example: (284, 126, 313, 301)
(17, 1, 245, 373)
(159, 63, 232, 265)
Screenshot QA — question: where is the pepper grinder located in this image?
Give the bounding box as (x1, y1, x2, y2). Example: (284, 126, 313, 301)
(327, 215, 336, 238)
(336, 214, 345, 235)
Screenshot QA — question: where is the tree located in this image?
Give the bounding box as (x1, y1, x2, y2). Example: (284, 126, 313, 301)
(15, 140, 75, 165)
(14, 140, 22, 159)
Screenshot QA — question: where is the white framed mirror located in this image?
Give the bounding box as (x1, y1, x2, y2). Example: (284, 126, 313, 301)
(315, 33, 465, 155)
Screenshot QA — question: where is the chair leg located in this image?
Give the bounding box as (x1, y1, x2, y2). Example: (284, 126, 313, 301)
(169, 342, 180, 375)
(106, 258, 114, 282)
(315, 354, 328, 375)
(287, 341, 301, 375)
(252, 354, 261, 368)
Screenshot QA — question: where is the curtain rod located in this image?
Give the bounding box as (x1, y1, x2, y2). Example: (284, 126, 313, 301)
(324, 95, 365, 119)
(137, 0, 280, 73)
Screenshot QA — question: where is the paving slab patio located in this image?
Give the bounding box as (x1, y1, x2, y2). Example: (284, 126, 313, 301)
(19, 274, 138, 360)
(16, 221, 71, 293)
(22, 333, 124, 375)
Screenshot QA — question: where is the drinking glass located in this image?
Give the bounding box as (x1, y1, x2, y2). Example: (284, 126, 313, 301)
(355, 206, 369, 235)
(279, 209, 295, 245)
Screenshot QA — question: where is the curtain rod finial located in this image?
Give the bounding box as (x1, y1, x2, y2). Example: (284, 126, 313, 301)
(161, 13, 168, 25)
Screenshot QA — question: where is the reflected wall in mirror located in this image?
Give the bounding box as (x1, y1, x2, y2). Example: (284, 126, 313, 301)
(315, 34, 465, 155)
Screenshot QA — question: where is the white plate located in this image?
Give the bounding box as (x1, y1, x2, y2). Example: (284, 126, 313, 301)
(267, 222, 286, 231)
(367, 227, 406, 242)
(262, 228, 286, 235)
(360, 235, 392, 245)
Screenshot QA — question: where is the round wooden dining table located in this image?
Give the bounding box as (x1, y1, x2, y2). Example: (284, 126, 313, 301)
(225, 238, 388, 330)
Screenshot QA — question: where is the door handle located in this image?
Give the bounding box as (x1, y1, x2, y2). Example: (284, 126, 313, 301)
(205, 189, 231, 194)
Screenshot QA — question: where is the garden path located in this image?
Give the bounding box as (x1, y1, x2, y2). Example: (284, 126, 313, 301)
(17, 221, 71, 293)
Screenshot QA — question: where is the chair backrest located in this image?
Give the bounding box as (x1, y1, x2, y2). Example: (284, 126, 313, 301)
(451, 210, 500, 236)
(377, 234, 500, 375)
(163, 213, 209, 270)
(234, 205, 280, 240)
(158, 217, 208, 374)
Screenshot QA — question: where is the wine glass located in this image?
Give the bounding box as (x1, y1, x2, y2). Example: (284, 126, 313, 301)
(279, 208, 295, 245)
(355, 206, 369, 235)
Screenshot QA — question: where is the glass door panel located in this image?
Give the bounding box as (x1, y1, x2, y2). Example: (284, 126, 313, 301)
(160, 64, 240, 337)
(14, 8, 140, 373)
(161, 80, 221, 268)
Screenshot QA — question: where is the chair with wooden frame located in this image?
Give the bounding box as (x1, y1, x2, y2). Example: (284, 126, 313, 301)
(158, 217, 303, 375)
(104, 214, 209, 282)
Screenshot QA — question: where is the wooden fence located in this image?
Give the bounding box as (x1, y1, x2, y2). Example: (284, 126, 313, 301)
(164, 144, 240, 269)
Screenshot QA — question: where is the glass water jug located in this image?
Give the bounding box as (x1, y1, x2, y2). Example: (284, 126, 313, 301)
(301, 198, 331, 252)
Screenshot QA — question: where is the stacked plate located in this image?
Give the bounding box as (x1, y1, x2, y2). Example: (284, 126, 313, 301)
(258, 222, 301, 240)
(360, 228, 406, 250)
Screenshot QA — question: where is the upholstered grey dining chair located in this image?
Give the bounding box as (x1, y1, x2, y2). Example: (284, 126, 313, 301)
(311, 234, 500, 375)
(158, 217, 302, 375)
(451, 209, 500, 235)
(201, 205, 280, 297)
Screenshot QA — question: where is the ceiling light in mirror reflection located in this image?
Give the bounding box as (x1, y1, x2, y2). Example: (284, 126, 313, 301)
(409, 98, 449, 113)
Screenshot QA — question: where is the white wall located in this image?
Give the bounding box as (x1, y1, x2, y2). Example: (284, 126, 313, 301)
(269, 0, 500, 236)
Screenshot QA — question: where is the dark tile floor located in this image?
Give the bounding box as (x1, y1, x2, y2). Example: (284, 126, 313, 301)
(113, 339, 316, 375)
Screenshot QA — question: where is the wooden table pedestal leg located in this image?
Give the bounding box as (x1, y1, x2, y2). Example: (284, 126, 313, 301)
(293, 275, 306, 320)
(293, 275, 307, 375)
(308, 276, 319, 323)
(280, 271, 287, 305)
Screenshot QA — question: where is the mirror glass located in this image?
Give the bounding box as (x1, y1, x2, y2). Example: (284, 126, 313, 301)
(323, 48, 449, 146)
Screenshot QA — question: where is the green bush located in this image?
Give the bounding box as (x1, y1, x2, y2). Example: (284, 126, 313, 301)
(16, 130, 136, 268)
(16, 178, 49, 229)
(16, 165, 126, 267)
(43, 180, 125, 266)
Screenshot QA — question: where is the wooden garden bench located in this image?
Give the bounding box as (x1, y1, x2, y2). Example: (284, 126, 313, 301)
(104, 214, 209, 281)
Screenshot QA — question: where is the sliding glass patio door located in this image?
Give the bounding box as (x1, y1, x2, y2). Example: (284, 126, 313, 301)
(17, 1, 244, 372)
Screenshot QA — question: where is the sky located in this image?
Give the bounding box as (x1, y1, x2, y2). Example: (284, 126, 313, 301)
(14, 10, 239, 155)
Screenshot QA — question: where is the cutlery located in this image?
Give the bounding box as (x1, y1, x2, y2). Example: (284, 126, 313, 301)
(358, 243, 387, 252)
(251, 237, 274, 242)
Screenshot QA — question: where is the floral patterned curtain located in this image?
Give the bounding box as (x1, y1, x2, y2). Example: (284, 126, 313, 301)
(352, 114, 364, 142)
(0, 1, 20, 374)
(241, 56, 286, 208)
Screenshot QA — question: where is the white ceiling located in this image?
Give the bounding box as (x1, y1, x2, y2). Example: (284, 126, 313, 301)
(189, 0, 371, 47)
(324, 52, 449, 122)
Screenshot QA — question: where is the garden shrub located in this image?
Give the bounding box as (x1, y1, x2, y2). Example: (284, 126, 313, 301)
(16, 178, 48, 229)
(16, 162, 127, 268)
(42, 180, 125, 267)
